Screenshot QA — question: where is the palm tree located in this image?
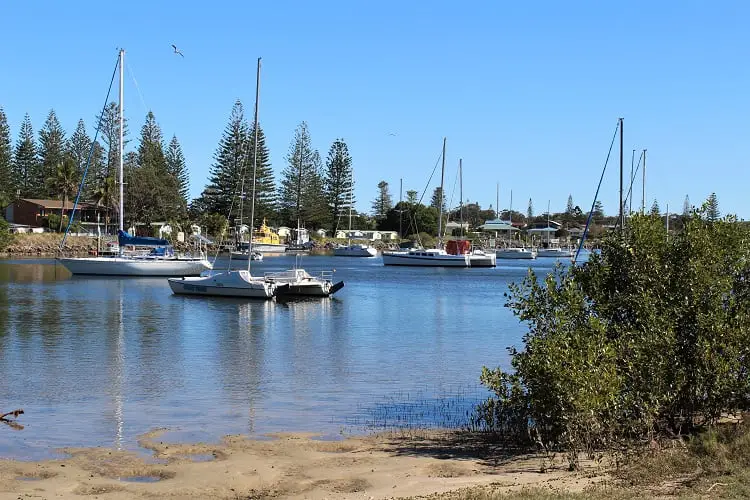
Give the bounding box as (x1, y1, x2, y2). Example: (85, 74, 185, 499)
(94, 175, 117, 234)
(45, 158, 80, 232)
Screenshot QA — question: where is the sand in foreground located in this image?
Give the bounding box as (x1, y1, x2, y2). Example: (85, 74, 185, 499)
(0, 429, 600, 499)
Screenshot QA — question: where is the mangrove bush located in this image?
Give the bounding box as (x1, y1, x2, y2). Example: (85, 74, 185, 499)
(476, 211, 750, 460)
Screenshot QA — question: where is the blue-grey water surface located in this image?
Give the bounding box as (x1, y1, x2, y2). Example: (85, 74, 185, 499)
(0, 254, 570, 459)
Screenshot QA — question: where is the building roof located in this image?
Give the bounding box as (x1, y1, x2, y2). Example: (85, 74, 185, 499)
(479, 219, 519, 231)
(20, 198, 102, 210)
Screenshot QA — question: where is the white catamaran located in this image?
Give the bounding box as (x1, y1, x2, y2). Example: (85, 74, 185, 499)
(58, 49, 211, 277)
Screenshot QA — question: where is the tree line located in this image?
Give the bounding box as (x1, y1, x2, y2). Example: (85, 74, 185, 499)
(0, 105, 189, 230)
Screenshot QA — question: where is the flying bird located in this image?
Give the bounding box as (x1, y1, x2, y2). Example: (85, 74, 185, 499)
(171, 44, 184, 57)
(388, 132, 398, 136)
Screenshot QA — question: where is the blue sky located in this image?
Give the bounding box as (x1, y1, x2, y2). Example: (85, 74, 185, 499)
(1, 1, 748, 218)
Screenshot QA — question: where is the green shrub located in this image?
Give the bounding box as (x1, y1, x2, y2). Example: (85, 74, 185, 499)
(0, 216, 13, 251)
(477, 212, 750, 462)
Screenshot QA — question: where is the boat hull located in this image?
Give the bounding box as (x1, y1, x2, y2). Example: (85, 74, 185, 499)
(469, 253, 497, 267)
(333, 246, 377, 257)
(382, 252, 470, 267)
(496, 249, 536, 260)
(275, 281, 343, 297)
(230, 251, 263, 261)
(536, 249, 574, 258)
(167, 273, 274, 299)
(58, 256, 212, 276)
(250, 243, 288, 253)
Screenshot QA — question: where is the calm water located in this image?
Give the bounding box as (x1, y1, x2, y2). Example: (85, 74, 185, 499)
(0, 254, 569, 459)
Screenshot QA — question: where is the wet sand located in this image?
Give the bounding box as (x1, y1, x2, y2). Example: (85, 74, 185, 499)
(0, 429, 602, 499)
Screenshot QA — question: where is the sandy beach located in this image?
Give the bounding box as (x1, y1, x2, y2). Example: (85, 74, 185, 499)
(0, 429, 601, 499)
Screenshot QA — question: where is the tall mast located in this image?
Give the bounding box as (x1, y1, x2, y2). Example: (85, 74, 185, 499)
(496, 182, 499, 219)
(642, 149, 647, 213)
(437, 137, 446, 246)
(459, 159, 463, 238)
(630, 149, 635, 215)
(347, 171, 353, 245)
(618, 117, 624, 230)
(509, 190, 513, 224)
(398, 178, 403, 238)
(248, 57, 261, 273)
(547, 200, 551, 245)
(118, 49, 124, 232)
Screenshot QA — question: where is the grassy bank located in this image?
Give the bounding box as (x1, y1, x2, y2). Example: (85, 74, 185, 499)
(413, 421, 750, 499)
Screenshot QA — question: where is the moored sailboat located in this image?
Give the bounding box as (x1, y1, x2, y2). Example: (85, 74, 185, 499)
(382, 138, 470, 267)
(168, 57, 274, 299)
(58, 49, 211, 277)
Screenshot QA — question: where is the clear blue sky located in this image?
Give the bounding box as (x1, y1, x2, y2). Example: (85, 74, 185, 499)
(2, 1, 748, 218)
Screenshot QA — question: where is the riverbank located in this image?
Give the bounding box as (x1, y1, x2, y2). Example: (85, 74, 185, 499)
(2, 425, 748, 499)
(0, 429, 602, 500)
(1, 233, 97, 256)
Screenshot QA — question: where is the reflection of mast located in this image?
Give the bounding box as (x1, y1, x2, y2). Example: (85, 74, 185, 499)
(114, 280, 125, 450)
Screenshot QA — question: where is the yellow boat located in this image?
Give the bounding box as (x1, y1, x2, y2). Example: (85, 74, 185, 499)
(250, 219, 287, 252)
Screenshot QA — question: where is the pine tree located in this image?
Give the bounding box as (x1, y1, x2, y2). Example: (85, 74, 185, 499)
(127, 111, 183, 224)
(278, 121, 327, 228)
(650, 199, 660, 216)
(38, 110, 67, 198)
(98, 101, 129, 180)
(372, 180, 393, 223)
(566, 194, 574, 214)
(247, 124, 276, 226)
(593, 200, 604, 219)
(0, 107, 13, 205)
(430, 187, 446, 213)
(406, 190, 418, 205)
(682, 195, 691, 217)
(166, 135, 190, 206)
(13, 114, 40, 198)
(195, 100, 249, 219)
(705, 193, 720, 221)
(527, 198, 534, 222)
(324, 139, 354, 232)
(68, 119, 94, 199)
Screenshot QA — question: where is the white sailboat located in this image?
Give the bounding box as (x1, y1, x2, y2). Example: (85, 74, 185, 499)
(382, 138, 470, 267)
(168, 57, 274, 299)
(536, 200, 573, 258)
(58, 49, 211, 277)
(333, 173, 377, 257)
(495, 190, 536, 260)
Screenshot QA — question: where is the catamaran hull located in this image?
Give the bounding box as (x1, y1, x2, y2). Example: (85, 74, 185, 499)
(382, 253, 470, 267)
(536, 249, 574, 258)
(275, 281, 344, 297)
(496, 250, 536, 260)
(469, 253, 497, 267)
(58, 257, 212, 276)
(167, 276, 274, 299)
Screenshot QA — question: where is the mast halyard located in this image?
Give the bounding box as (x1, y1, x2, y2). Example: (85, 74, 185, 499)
(248, 57, 261, 273)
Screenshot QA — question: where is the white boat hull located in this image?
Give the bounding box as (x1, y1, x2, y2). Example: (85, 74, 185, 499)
(59, 256, 212, 276)
(168, 271, 274, 298)
(496, 249, 537, 260)
(230, 251, 263, 261)
(250, 243, 288, 253)
(333, 245, 377, 257)
(536, 249, 574, 258)
(469, 252, 497, 267)
(382, 252, 470, 267)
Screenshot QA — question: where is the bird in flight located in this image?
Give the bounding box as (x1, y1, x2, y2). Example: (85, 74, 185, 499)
(171, 44, 184, 57)
(388, 132, 398, 136)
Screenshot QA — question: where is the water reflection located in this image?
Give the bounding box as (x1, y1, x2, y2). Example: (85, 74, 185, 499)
(0, 257, 529, 459)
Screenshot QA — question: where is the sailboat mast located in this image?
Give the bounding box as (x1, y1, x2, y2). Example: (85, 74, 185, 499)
(118, 49, 124, 232)
(347, 171, 353, 245)
(496, 182, 499, 219)
(547, 199, 550, 245)
(437, 137, 446, 245)
(642, 149, 647, 214)
(459, 159, 463, 239)
(248, 57, 261, 272)
(398, 178, 403, 238)
(618, 117, 624, 230)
